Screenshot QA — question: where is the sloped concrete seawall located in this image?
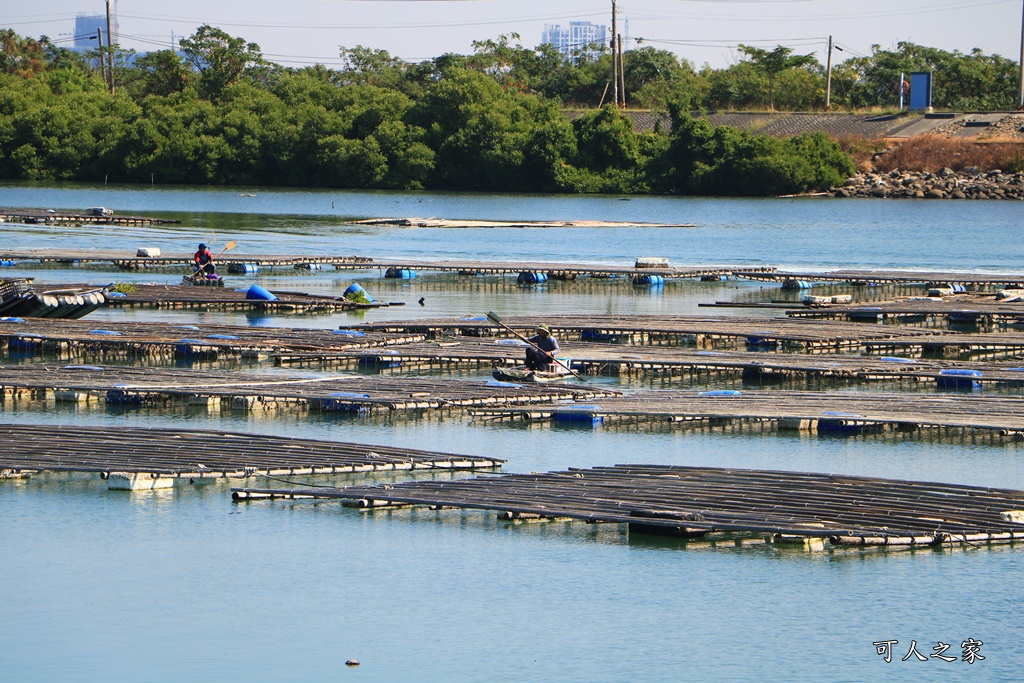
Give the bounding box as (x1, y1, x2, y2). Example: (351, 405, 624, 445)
(602, 110, 1024, 140)
(833, 169, 1024, 200)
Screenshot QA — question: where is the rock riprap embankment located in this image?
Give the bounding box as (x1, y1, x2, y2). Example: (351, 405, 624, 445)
(833, 169, 1024, 199)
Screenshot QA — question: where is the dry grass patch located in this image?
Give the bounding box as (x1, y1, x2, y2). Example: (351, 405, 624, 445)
(832, 135, 887, 172)
(873, 136, 1024, 173)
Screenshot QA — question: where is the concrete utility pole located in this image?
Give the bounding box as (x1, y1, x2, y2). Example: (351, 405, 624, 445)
(105, 0, 115, 93)
(1018, 0, 1024, 108)
(618, 32, 625, 106)
(825, 36, 833, 110)
(96, 28, 108, 90)
(611, 0, 619, 107)
(825, 37, 844, 111)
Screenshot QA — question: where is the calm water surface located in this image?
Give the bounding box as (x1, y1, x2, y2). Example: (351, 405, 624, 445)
(2, 180, 1023, 271)
(2, 183, 1023, 682)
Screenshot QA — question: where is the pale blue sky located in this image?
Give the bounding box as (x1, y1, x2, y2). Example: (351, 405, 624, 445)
(7, 0, 1023, 69)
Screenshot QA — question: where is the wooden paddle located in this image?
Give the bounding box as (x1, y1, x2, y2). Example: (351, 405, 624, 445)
(187, 240, 236, 281)
(486, 311, 585, 381)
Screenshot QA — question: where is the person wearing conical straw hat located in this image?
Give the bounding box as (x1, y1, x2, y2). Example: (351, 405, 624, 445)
(525, 324, 560, 371)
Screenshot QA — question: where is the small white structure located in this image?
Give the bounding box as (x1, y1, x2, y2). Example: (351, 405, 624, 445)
(802, 294, 853, 306)
(107, 471, 175, 491)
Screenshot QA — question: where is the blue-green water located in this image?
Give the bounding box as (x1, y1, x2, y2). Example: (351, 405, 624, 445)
(1, 183, 1023, 682)
(3, 180, 1024, 272)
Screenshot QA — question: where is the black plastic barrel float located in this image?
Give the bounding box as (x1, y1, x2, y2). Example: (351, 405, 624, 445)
(517, 271, 547, 284)
(384, 268, 416, 279)
(632, 274, 664, 286)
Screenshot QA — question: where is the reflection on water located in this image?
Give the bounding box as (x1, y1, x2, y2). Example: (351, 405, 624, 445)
(4, 184, 1024, 682)
(3, 181, 1024, 271)
(4, 398, 1024, 490)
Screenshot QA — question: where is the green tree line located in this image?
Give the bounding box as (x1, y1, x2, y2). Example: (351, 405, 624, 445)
(22, 26, 1020, 194)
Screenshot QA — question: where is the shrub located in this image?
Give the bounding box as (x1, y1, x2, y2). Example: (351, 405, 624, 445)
(650, 111, 855, 195)
(343, 288, 371, 304)
(1004, 152, 1024, 174)
(832, 135, 887, 168)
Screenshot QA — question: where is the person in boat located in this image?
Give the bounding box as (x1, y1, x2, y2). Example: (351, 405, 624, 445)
(193, 243, 215, 278)
(525, 324, 560, 371)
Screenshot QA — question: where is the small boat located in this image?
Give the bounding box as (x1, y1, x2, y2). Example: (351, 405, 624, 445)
(492, 358, 574, 384)
(182, 274, 225, 287)
(491, 367, 567, 384)
(0, 279, 108, 319)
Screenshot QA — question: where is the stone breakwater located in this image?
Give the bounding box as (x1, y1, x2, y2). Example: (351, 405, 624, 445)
(832, 169, 1024, 200)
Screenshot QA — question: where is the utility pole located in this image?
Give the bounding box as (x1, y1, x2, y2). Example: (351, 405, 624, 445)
(618, 32, 625, 106)
(96, 28, 108, 90)
(105, 0, 115, 93)
(611, 0, 619, 108)
(825, 36, 833, 110)
(1018, 0, 1024, 108)
(825, 38, 844, 111)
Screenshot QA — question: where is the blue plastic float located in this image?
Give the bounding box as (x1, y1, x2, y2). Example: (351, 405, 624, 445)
(632, 274, 664, 286)
(245, 285, 277, 301)
(517, 271, 547, 284)
(384, 268, 416, 279)
(936, 368, 982, 390)
(343, 283, 374, 302)
(552, 405, 603, 426)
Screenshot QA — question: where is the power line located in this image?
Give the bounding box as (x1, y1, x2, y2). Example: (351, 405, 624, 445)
(115, 10, 609, 31)
(5, 17, 79, 27)
(634, 0, 1015, 22)
(640, 37, 827, 50)
(5, 0, 1014, 70)
(643, 37, 828, 45)
(833, 43, 870, 59)
(118, 32, 439, 65)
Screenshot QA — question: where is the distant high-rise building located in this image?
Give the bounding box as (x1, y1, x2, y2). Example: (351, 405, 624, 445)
(74, 11, 118, 48)
(541, 22, 607, 60)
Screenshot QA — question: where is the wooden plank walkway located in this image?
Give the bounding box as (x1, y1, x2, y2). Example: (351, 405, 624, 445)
(232, 464, 1024, 547)
(0, 365, 617, 413)
(0, 248, 371, 270)
(787, 296, 1024, 327)
(0, 248, 772, 281)
(344, 314, 943, 353)
(737, 268, 1024, 288)
(0, 318, 423, 361)
(0, 208, 180, 226)
(276, 337, 527, 369)
(0, 424, 502, 479)
(98, 283, 401, 313)
(346, 314, 1024, 360)
(469, 389, 1024, 440)
(277, 337, 1024, 387)
(8, 314, 1024, 377)
(861, 332, 1024, 360)
(331, 259, 775, 281)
